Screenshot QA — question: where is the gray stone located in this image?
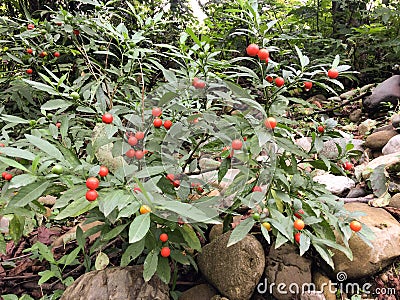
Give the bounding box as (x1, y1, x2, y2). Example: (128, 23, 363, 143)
(346, 186, 368, 198)
(372, 124, 395, 133)
(391, 114, 400, 129)
(265, 243, 312, 300)
(389, 193, 400, 209)
(360, 152, 400, 179)
(313, 272, 336, 300)
(209, 224, 224, 242)
(382, 135, 400, 155)
(358, 119, 377, 136)
(349, 109, 362, 123)
(295, 138, 364, 159)
(332, 203, 400, 279)
(198, 231, 265, 300)
(364, 130, 398, 149)
(363, 75, 400, 112)
(313, 174, 355, 195)
(179, 284, 217, 300)
(300, 292, 326, 300)
(60, 266, 169, 300)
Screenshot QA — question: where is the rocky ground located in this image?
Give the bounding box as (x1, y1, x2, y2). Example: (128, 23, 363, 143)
(2, 76, 400, 299)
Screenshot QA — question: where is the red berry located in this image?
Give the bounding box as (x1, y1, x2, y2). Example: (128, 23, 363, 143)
(294, 219, 305, 230)
(102, 113, 113, 124)
(294, 232, 301, 243)
(328, 68, 339, 79)
(153, 118, 162, 128)
(152, 107, 162, 117)
(275, 77, 285, 87)
(73, 29, 80, 36)
(266, 75, 273, 83)
(39, 51, 47, 58)
(86, 177, 100, 190)
(304, 81, 313, 90)
(317, 125, 325, 133)
(133, 187, 142, 193)
(55, 22, 63, 26)
(264, 117, 277, 129)
(54, 51, 60, 58)
(27, 24, 35, 30)
(26, 68, 33, 75)
(231, 139, 242, 150)
(98, 166, 109, 177)
(192, 77, 206, 89)
(26, 48, 33, 54)
(252, 186, 262, 192)
(56, 122, 61, 128)
(2, 172, 8, 179)
(0, 143, 4, 147)
(294, 209, 305, 219)
(173, 180, 180, 188)
(86, 189, 98, 201)
(135, 150, 144, 160)
(166, 174, 175, 182)
(163, 120, 173, 130)
(159, 233, 168, 242)
(343, 161, 353, 171)
(257, 49, 269, 61)
(126, 149, 136, 158)
(135, 131, 145, 140)
(160, 247, 171, 257)
(350, 220, 362, 232)
(246, 43, 259, 56)
(128, 136, 138, 146)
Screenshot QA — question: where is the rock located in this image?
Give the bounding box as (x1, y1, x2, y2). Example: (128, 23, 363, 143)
(209, 224, 223, 242)
(349, 109, 362, 123)
(364, 130, 398, 149)
(295, 138, 364, 159)
(391, 114, 400, 129)
(389, 193, 400, 209)
(332, 203, 400, 279)
(296, 137, 312, 152)
(210, 296, 229, 300)
(179, 284, 217, 300)
(382, 135, 400, 155)
(60, 266, 169, 300)
(363, 75, 400, 112)
(346, 186, 368, 198)
(313, 272, 336, 300)
(198, 231, 265, 300)
(358, 119, 377, 136)
(190, 169, 240, 190)
(313, 174, 355, 195)
(372, 124, 395, 133)
(300, 292, 326, 300)
(265, 243, 312, 300)
(361, 152, 400, 179)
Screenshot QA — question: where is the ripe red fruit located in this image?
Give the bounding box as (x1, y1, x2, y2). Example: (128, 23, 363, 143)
(294, 219, 305, 230)
(54, 51, 60, 58)
(135, 150, 144, 160)
(343, 161, 353, 171)
(1, 172, 7, 179)
(159, 233, 168, 242)
(166, 174, 175, 182)
(86, 189, 98, 201)
(264, 117, 277, 129)
(231, 139, 243, 150)
(317, 125, 325, 133)
(26, 48, 33, 54)
(294, 232, 301, 243)
(350, 220, 362, 232)
(73, 29, 80, 36)
(55, 22, 63, 26)
(56, 122, 61, 128)
(275, 77, 285, 87)
(252, 186, 262, 192)
(86, 177, 100, 190)
(26, 68, 33, 75)
(153, 118, 162, 128)
(39, 51, 47, 58)
(257, 49, 269, 61)
(98, 166, 109, 177)
(192, 77, 206, 89)
(135, 131, 145, 140)
(102, 113, 113, 124)
(328, 68, 339, 79)
(126, 149, 136, 158)
(133, 187, 142, 193)
(160, 247, 171, 257)
(304, 81, 313, 90)
(163, 120, 173, 130)
(266, 75, 273, 83)
(152, 107, 162, 117)
(173, 180, 180, 188)
(27, 24, 35, 30)
(0, 143, 4, 147)
(128, 136, 138, 146)
(246, 43, 259, 56)
(294, 209, 305, 219)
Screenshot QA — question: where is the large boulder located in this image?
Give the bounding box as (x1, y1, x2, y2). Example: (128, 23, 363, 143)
(179, 284, 218, 300)
(60, 266, 169, 300)
(358, 152, 400, 180)
(332, 203, 400, 279)
(382, 135, 400, 155)
(313, 174, 355, 195)
(364, 130, 398, 150)
(363, 75, 400, 112)
(197, 231, 265, 300)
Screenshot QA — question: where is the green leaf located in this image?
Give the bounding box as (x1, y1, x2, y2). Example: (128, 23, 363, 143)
(9, 214, 25, 242)
(8, 181, 50, 207)
(0, 156, 29, 172)
(55, 194, 98, 220)
(98, 190, 125, 217)
(102, 224, 128, 241)
(313, 243, 334, 269)
(25, 134, 64, 161)
(0, 147, 36, 161)
(158, 91, 178, 106)
(31, 242, 56, 264)
(121, 239, 145, 267)
(218, 158, 230, 183)
(9, 174, 37, 189)
(0, 114, 29, 124)
(22, 79, 59, 95)
(95, 252, 109, 270)
(227, 217, 255, 247)
(38, 270, 56, 285)
(143, 250, 158, 282)
(157, 256, 171, 284)
(332, 55, 340, 68)
(260, 223, 271, 244)
(370, 165, 387, 197)
(41, 99, 73, 110)
(63, 247, 81, 267)
(76, 226, 85, 250)
(299, 233, 311, 256)
(178, 224, 201, 251)
(128, 213, 150, 243)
